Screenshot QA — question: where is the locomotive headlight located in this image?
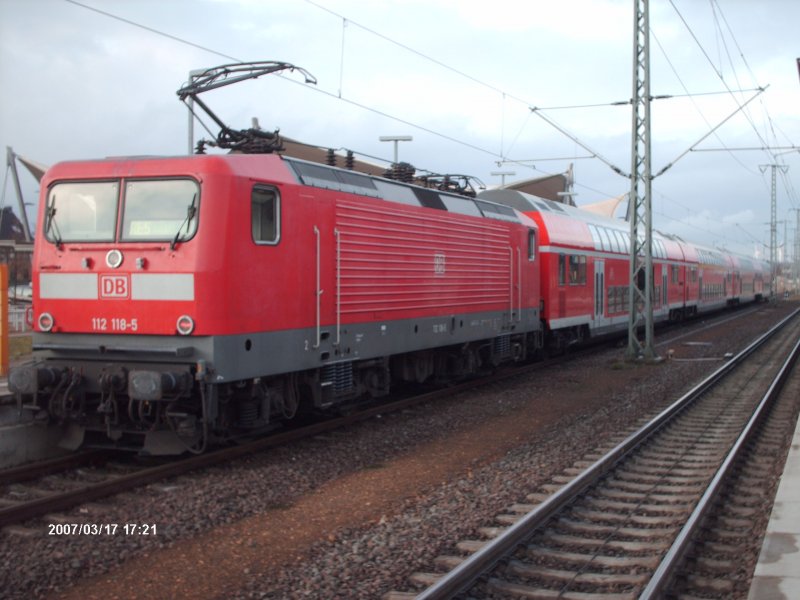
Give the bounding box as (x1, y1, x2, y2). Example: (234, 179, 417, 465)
(176, 315, 195, 336)
(38, 312, 55, 332)
(106, 249, 123, 269)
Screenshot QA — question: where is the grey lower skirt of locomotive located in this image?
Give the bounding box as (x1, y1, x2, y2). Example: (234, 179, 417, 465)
(8, 329, 534, 455)
(9, 353, 208, 455)
(9, 355, 319, 455)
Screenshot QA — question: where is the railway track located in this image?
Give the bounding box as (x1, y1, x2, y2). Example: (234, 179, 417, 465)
(0, 303, 779, 533)
(0, 357, 563, 531)
(387, 306, 800, 599)
(670, 337, 800, 598)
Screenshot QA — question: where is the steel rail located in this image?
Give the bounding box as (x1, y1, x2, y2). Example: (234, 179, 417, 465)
(0, 450, 105, 486)
(0, 306, 789, 529)
(640, 324, 800, 598)
(0, 399, 411, 527)
(415, 306, 800, 599)
(0, 354, 560, 528)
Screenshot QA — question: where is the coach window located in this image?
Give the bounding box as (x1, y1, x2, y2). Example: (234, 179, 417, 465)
(600, 228, 612, 252)
(587, 225, 602, 250)
(527, 230, 535, 261)
(568, 255, 586, 285)
(252, 186, 280, 244)
(558, 254, 566, 285)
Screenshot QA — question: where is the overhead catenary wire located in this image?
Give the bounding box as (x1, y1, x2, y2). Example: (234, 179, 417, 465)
(63, 0, 240, 62)
(693, 0, 800, 227)
(533, 87, 764, 111)
(58, 0, 799, 165)
(650, 27, 757, 176)
(59, 0, 645, 177)
(668, 0, 773, 154)
(652, 190, 768, 255)
(302, 0, 531, 109)
(61, 0, 527, 175)
(62, 0, 780, 177)
(58, 0, 795, 255)
(710, 0, 778, 156)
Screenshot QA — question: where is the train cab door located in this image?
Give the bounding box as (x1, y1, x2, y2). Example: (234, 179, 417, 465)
(594, 260, 605, 326)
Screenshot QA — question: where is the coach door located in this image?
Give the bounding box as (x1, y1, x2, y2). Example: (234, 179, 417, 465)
(594, 260, 605, 322)
(699, 271, 703, 301)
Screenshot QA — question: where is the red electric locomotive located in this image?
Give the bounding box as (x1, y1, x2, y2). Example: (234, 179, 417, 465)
(10, 154, 542, 454)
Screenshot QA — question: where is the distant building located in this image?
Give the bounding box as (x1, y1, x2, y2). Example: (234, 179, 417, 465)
(496, 164, 575, 205)
(0, 207, 29, 241)
(0, 208, 33, 288)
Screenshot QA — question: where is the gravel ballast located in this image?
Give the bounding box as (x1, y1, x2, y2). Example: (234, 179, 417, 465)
(0, 302, 796, 599)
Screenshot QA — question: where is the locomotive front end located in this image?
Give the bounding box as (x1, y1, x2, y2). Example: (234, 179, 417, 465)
(10, 157, 212, 454)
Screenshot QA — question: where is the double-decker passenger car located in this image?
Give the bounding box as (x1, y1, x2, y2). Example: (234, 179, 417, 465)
(479, 188, 768, 348)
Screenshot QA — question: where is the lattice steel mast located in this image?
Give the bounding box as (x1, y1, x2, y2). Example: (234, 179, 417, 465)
(794, 208, 800, 294)
(758, 163, 789, 300)
(626, 0, 656, 360)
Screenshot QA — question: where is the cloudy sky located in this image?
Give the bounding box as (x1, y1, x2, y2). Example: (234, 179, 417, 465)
(1, 0, 798, 258)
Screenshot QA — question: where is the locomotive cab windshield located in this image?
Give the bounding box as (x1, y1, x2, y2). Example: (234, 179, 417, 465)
(45, 181, 119, 243)
(44, 178, 200, 244)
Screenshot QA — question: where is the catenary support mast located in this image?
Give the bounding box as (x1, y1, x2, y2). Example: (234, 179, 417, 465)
(793, 208, 800, 294)
(759, 163, 789, 300)
(626, 0, 656, 360)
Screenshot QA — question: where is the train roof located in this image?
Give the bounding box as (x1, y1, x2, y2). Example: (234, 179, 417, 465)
(281, 156, 537, 227)
(479, 188, 630, 232)
(42, 153, 537, 229)
(479, 188, 671, 257)
(478, 188, 767, 269)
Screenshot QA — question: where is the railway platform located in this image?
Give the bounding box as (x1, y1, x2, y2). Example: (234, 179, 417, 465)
(749, 397, 800, 599)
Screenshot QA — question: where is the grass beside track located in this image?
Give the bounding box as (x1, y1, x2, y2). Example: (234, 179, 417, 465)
(9, 334, 32, 362)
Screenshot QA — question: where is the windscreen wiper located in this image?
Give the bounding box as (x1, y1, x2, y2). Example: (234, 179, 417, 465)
(170, 193, 197, 250)
(44, 196, 63, 248)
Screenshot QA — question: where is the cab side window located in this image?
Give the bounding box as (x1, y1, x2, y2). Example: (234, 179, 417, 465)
(252, 186, 280, 244)
(527, 230, 536, 261)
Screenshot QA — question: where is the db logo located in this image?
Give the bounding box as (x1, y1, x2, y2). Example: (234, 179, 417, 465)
(100, 274, 130, 299)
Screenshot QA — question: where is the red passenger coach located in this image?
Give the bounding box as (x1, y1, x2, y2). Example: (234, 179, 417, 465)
(479, 189, 767, 348)
(13, 154, 542, 454)
(481, 189, 643, 347)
